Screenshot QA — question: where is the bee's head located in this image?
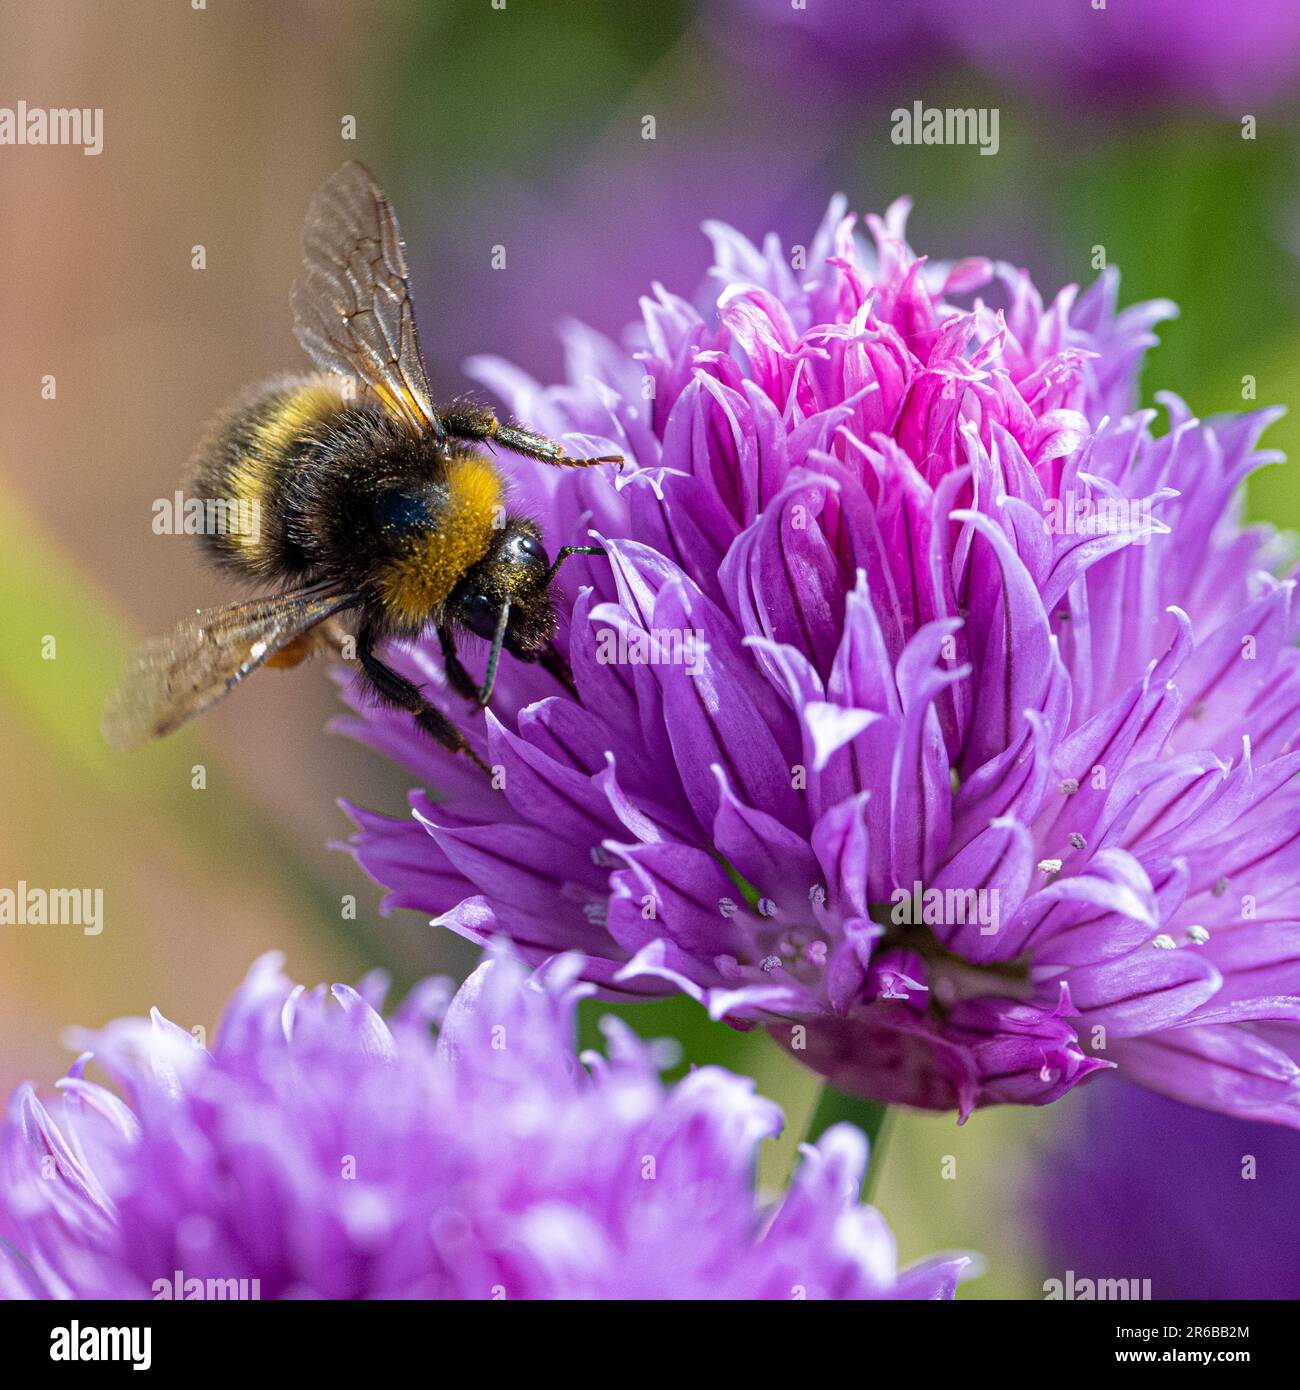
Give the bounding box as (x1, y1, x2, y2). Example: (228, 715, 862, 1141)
(451, 517, 556, 658)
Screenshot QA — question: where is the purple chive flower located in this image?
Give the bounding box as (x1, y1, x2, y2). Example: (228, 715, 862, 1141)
(1036, 1077, 1300, 1299)
(0, 949, 964, 1300)
(345, 197, 1300, 1126)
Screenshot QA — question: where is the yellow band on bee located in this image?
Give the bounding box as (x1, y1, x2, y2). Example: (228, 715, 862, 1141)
(377, 453, 502, 622)
(225, 382, 345, 550)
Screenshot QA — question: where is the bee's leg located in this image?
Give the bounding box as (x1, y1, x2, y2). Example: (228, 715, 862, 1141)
(437, 403, 623, 470)
(539, 544, 604, 700)
(439, 606, 514, 709)
(437, 625, 479, 702)
(356, 632, 489, 775)
(440, 601, 512, 711)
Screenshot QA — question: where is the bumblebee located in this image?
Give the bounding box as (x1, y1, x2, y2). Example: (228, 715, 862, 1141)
(104, 162, 621, 771)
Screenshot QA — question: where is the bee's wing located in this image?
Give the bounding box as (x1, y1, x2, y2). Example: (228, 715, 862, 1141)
(291, 161, 446, 443)
(102, 587, 359, 750)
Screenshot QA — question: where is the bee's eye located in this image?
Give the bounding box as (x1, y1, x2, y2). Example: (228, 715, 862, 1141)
(462, 592, 498, 639)
(510, 532, 548, 570)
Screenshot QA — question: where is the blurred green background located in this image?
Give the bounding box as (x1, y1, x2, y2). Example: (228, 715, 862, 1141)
(1, 0, 1296, 1299)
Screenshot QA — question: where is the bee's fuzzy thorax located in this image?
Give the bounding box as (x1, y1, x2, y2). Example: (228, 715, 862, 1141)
(373, 452, 503, 630)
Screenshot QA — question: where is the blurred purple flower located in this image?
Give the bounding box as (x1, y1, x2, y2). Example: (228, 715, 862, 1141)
(944, 0, 1300, 110)
(345, 196, 1300, 1128)
(718, 0, 1300, 110)
(417, 135, 833, 387)
(709, 0, 944, 96)
(0, 949, 964, 1300)
(1036, 1077, 1300, 1299)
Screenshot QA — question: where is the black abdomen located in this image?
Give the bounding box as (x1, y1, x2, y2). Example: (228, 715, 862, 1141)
(189, 374, 353, 579)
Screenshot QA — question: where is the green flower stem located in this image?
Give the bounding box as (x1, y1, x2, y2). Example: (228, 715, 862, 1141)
(805, 1086, 892, 1201)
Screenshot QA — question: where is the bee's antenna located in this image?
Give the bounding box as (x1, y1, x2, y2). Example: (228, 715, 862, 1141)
(545, 544, 605, 587)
